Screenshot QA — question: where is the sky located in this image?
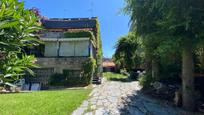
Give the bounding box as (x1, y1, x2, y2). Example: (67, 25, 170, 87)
(23, 0, 130, 58)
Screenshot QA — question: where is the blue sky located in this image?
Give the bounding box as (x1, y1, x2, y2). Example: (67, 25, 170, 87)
(23, 0, 130, 58)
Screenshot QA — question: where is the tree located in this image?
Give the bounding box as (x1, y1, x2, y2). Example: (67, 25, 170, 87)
(157, 0, 204, 110)
(124, 0, 163, 80)
(113, 32, 142, 71)
(124, 0, 204, 110)
(0, 0, 41, 84)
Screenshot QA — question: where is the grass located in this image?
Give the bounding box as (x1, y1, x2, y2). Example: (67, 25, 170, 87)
(103, 72, 128, 81)
(0, 89, 91, 115)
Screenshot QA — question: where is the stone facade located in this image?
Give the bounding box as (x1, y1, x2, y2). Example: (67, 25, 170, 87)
(36, 57, 88, 73)
(25, 57, 89, 89)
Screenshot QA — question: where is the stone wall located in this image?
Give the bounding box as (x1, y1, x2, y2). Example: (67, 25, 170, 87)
(25, 57, 89, 89)
(36, 57, 89, 73)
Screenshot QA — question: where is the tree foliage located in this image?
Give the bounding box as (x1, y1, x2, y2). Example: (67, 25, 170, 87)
(113, 32, 143, 70)
(95, 19, 103, 78)
(124, 0, 204, 110)
(81, 57, 96, 84)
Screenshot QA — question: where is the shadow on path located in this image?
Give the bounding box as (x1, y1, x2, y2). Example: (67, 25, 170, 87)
(118, 90, 197, 115)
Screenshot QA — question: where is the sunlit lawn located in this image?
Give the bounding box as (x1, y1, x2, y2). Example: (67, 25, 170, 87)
(0, 89, 91, 115)
(103, 72, 128, 80)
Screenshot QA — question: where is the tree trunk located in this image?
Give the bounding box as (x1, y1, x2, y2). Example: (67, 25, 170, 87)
(144, 51, 152, 74)
(182, 41, 195, 111)
(152, 59, 159, 80)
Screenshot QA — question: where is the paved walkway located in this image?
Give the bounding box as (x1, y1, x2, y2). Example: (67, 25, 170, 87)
(72, 79, 195, 115)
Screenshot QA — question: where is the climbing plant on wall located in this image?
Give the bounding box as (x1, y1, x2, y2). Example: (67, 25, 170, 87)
(63, 18, 103, 81)
(64, 30, 96, 47)
(64, 18, 103, 81)
(81, 57, 96, 85)
(95, 19, 103, 78)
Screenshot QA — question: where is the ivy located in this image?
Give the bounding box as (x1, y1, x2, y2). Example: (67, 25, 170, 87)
(95, 19, 103, 77)
(64, 30, 96, 46)
(81, 57, 96, 84)
(64, 18, 103, 80)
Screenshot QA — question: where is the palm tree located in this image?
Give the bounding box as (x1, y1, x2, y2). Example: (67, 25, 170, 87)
(113, 32, 140, 71)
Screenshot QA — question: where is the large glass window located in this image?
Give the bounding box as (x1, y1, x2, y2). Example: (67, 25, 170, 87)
(74, 40, 89, 56)
(44, 40, 90, 57)
(59, 41, 75, 56)
(44, 42, 58, 56)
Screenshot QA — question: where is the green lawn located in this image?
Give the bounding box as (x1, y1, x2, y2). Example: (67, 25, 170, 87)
(103, 72, 128, 80)
(0, 89, 91, 115)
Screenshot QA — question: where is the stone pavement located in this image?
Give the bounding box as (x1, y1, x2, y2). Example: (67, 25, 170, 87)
(72, 79, 196, 115)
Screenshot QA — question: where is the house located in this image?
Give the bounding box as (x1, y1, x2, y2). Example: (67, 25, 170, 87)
(24, 17, 102, 90)
(103, 58, 116, 72)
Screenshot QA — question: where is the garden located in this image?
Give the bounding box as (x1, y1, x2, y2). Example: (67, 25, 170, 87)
(0, 1, 93, 114)
(1, 0, 204, 114)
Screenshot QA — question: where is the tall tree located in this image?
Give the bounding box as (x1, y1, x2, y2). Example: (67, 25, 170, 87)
(157, 0, 204, 110)
(0, 0, 41, 83)
(124, 0, 162, 79)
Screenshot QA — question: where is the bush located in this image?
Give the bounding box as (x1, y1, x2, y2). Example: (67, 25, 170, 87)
(138, 73, 154, 88)
(49, 58, 96, 87)
(49, 73, 65, 86)
(49, 73, 83, 87)
(159, 64, 181, 83)
(129, 71, 139, 80)
(120, 68, 129, 76)
(81, 57, 96, 85)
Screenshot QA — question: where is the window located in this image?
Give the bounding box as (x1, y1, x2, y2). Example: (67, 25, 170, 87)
(44, 42, 59, 56)
(44, 40, 90, 57)
(74, 40, 89, 56)
(59, 41, 75, 56)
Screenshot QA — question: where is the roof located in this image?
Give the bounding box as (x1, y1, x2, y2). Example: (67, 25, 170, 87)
(103, 58, 116, 67)
(42, 17, 97, 29)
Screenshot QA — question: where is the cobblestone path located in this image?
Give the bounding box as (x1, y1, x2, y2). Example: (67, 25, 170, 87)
(72, 80, 196, 115)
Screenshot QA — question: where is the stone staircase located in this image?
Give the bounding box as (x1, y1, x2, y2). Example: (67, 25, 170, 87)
(92, 76, 101, 84)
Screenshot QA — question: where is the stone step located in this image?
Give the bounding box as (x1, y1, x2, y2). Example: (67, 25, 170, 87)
(92, 77, 101, 84)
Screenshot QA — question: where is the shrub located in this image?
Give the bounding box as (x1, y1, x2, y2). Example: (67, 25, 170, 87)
(129, 71, 139, 80)
(138, 73, 154, 88)
(49, 73, 65, 86)
(49, 58, 96, 87)
(120, 68, 129, 76)
(49, 73, 82, 87)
